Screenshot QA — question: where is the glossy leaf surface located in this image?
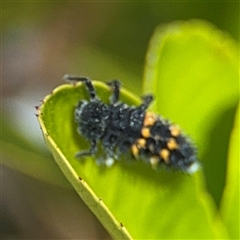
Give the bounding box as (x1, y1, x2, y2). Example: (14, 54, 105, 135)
(37, 20, 239, 239)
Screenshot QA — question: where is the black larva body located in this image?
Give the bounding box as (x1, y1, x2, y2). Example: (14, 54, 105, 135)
(65, 75, 199, 173)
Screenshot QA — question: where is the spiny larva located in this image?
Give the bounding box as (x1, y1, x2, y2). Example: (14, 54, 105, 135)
(64, 75, 199, 174)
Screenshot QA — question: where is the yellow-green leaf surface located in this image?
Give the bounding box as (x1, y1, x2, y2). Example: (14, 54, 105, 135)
(38, 82, 223, 239)
(220, 103, 239, 239)
(36, 20, 238, 239)
(144, 20, 239, 209)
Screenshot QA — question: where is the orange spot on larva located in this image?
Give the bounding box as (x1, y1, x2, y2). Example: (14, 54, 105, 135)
(141, 127, 151, 138)
(170, 125, 181, 137)
(131, 144, 139, 158)
(144, 112, 156, 126)
(160, 149, 170, 163)
(137, 138, 146, 148)
(167, 138, 179, 150)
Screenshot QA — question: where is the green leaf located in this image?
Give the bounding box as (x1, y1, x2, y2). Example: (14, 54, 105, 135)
(143, 20, 239, 208)
(220, 103, 239, 239)
(37, 83, 134, 239)
(38, 82, 224, 239)
(37, 20, 237, 239)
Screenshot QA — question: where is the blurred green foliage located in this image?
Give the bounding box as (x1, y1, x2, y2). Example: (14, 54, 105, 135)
(2, 2, 239, 90)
